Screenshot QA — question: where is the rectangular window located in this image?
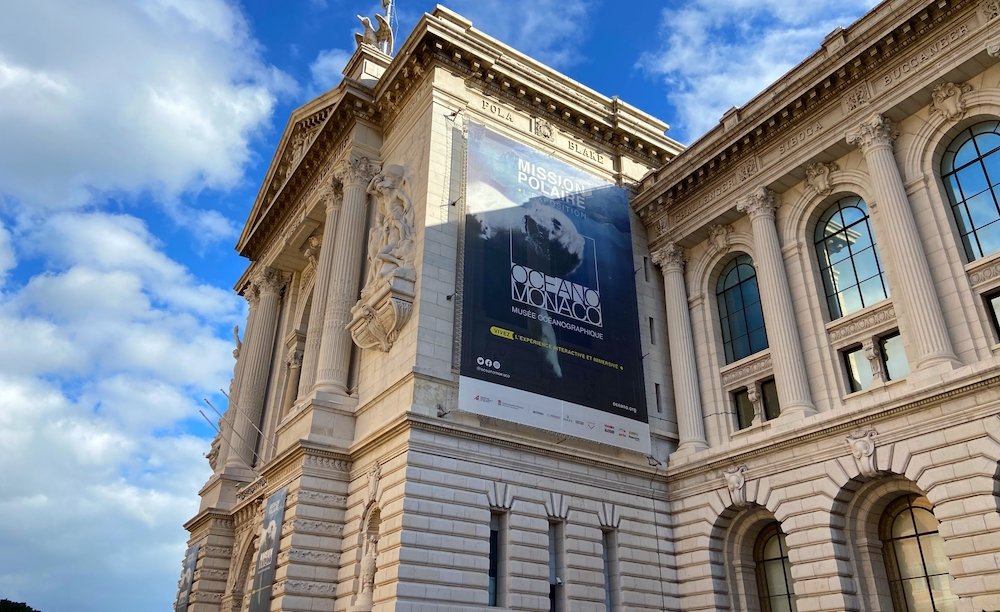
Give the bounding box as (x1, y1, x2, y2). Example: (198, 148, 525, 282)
(654, 383, 662, 414)
(760, 378, 780, 421)
(488, 512, 505, 607)
(648, 317, 656, 344)
(986, 291, 1000, 340)
(880, 332, 909, 381)
(601, 529, 620, 611)
(643, 256, 651, 282)
(733, 388, 754, 430)
(843, 345, 874, 392)
(548, 521, 565, 612)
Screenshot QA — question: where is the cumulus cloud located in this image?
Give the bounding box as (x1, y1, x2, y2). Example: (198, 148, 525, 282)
(0, 212, 237, 611)
(638, 0, 879, 142)
(310, 48, 354, 93)
(0, 0, 293, 216)
(401, 0, 593, 69)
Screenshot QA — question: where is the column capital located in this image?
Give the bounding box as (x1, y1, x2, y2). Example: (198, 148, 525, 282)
(252, 266, 286, 296)
(333, 155, 381, 187)
(651, 242, 686, 272)
(321, 180, 343, 213)
(286, 347, 304, 368)
(243, 283, 260, 307)
(736, 187, 778, 221)
(846, 113, 898, 153)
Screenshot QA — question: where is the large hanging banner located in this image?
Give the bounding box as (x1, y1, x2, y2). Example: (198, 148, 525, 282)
(459, 123, 650, 453)
(174, 543, 199, 612)
(248, 487, 288, 612)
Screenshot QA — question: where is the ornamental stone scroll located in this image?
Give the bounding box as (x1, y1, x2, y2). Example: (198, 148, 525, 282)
(723, 464, 749, 507)
(348, 164, 417, 352)
(846, 429, 879, 478)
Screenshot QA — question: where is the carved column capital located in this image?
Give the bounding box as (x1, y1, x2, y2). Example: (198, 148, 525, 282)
(931, 82, 974, 121)
(651, 242, 686, 272)
(805, 162, 838, 196)
(243, 283, 260, 307)
(989, 39, 1000, 58)
(286, 348, 304, 368)
(321, 180, 343, 213)
(334, 156, 380, 187)
(253, 266, 286, 296)
(846, 113, 898, 154)
(736, 187, 778, 220)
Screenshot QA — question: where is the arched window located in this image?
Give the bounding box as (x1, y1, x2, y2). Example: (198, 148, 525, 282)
(880, 494, 958, 611)
(814, 196, 889, 319)
(754, 523, 796, 612)
(941, 120, 1000, 261)
(716, 254, 768, 364)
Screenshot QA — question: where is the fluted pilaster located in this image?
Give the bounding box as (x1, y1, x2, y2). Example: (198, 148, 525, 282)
(217, 290, 258, 470)
(226, 267, 284, 469)
(736, 188, 816, 417)
(652, 243, 708, 453)
(298, 181, 342, 397)
(846, 113, 957, 370)
(314, 156, 380, 394)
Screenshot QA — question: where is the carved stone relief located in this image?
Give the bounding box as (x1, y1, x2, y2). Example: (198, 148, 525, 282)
(723, 465, 749, 507)
(707, 224, 733, 256)
(930, 82, 973, 121)
(348, 165, 417, 352)
(533, 117, 554, 140)
(805, 162, 838, 196)
(846, 429, 879, 478)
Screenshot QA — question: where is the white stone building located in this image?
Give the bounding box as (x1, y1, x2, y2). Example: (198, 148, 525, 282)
(177, 2, 1000, 610)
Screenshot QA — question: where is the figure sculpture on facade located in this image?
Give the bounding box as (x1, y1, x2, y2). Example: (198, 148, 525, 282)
(232, 325, 242, 359)
(355, 14, 393, 53)
(361, 165, 415, 298)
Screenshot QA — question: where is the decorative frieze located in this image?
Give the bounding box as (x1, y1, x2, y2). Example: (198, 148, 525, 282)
(236, 476, 268, 502)
(968, 257, 1000, 288)
(285, 518, 344, 536)
(273, 578, 338, 597)
(303, 454, 352, 473)
(720, 353, 773, 388)
(533, 116, 554, 140)
(981, 0, 999, 21)
(842, 81, 873, 114)
(826, 300, 896, 345)
(277, 548, 341, 566)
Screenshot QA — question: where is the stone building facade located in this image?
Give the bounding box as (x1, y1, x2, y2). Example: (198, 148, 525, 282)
(178, 2, 1000, 610)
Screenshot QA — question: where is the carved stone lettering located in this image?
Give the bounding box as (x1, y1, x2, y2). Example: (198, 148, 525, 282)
(881, 24, 971, 89)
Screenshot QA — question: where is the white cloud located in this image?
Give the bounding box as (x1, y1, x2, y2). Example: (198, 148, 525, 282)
(310, 48, 354, 93)
(638, 0, 880, 141)
(405, 0, 593, 69)
(0, 0, 294, 216)
(0, 211, 237, 611)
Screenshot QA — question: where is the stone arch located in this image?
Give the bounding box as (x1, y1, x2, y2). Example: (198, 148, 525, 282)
(694, 242, 761, 371)
(690, 232, 756, 302)
(225, 531, 259, 612)
(905, 92, 1000, 266)
(708, 502, 790, 612)
(831, 474, 929, 611)
(782, 168, 877, 243)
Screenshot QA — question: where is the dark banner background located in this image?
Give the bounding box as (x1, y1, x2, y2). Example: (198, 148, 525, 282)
(460, 123, 647, 424)
(248, 487, 287, 612)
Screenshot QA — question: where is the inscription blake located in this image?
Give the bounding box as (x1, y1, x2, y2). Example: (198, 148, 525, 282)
(567, 140, 605, 164)
(881, 23, 970, 88)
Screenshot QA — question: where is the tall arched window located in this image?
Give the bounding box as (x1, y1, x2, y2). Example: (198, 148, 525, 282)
(941, 120, 1000, 261)
(716, 254, 768, 364)
(754, 523, 797, 612)
(814, 196, 889, 319)
(880, 494, 958, 611)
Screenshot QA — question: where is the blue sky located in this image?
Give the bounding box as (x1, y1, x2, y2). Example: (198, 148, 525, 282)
(0, 1, 878, 610)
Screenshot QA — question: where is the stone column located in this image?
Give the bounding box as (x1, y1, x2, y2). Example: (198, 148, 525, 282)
(217, 291, 258, 470)
(298, 181, 342, 398)
(651, 243, 708, 453)
(226, 267, 285, 469)
(736, 188, 816, 417)
(282, 346, 303, 419)
(314, 156, 380, 394)
(846, 113, 957, 370)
